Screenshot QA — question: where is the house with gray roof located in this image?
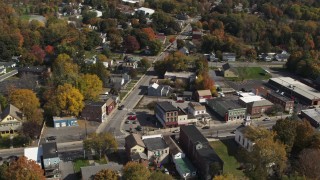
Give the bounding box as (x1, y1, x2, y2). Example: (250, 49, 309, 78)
(142, 134, 170, 165)
(301, 108, 320, 129)
(222, 63, 238, 78)
(147, 83, 172, 97)
(0, 104, 24, 134)
(42, 142, 60, 178)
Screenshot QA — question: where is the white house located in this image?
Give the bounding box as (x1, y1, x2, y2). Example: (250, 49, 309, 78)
(235, 126, 255, 152)
(90, 9, 102, 17)
(177, 107, 197, 125)
(135, 7, 155, 16)
(188, 102, 207, 116)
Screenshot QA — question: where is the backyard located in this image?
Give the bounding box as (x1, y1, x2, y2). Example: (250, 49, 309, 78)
(229, 67, 272, 81)
(210, 139, 245, 178)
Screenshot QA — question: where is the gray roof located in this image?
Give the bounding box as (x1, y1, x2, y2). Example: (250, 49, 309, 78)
(131, 152, 148, 161)
(163, 135, 182, 156)
(85, 101, 106, 107)
(250, 99, 273, 107)
(156, 101, 178, 112)
(267, 91, 293, 102)
(1, 104, 23, 121)
(301, 108, 320, 124)
(183, 91, 193, 96)
(207, 98, 243, 110)
(42, 142, 58, 159)
(143, 137, 168, 151)
(81, 164, 122, 180)
(125, 133, 145, 149)
(180, 125, 207, 144)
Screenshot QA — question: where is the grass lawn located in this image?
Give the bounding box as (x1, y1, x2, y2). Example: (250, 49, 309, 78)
(235, 67, 272, 80)
(120, 91, 128, 100)
(210, 139, 245, 178)
(73, 158, 90, 173)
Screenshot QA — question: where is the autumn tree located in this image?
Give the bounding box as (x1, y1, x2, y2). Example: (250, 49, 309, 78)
(22, 121, 42, 139)
(149, 171, 173, 180)
(84, 132, 118, 160)
(94, 169, 119, 180)
(52, 54, 79, 87)
(123, 162, 150, 180)
(139, 58, 151, 71)
(45, 83, 84, 116)
(78, 74, 103, 101)
(273, 119, 298, 153)
(195, 72, 217, 95)
(9, 89, 42, 124)
(242, 126, 287, 179)
(298, 148, 320, 179)
(176, 39, 185, 49)
(124, 36, 140, 53)
(31, 45, 46, 64)
(142, 27, 156, 41)
(5, 156, 45, 180)
(293, 120, 315, 153)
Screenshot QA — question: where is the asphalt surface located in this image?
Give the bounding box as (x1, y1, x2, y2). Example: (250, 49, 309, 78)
(0, 69, 18, 82)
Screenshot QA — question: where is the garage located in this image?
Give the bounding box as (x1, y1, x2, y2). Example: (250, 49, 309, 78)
(53, 116, 78, 128)
(61, 122, 66, 127)
(55, 123, 61, 128)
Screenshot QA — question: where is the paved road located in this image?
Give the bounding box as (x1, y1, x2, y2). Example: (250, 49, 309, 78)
(0, 69, 18, 82)
(209, 61, 286, 68)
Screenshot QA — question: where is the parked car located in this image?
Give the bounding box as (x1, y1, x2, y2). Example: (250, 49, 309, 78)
(132, 121, 137, 124)
(128, 112, 136, 115)
(176, 99, 185, 103)
(172, 129, 180, 133)
(263, 117, 271, 121)
(125, 120, 130, 124)
(46, 136, 56, 141)
(128, 115, 137, 120)
(118, 105, 125, 110)
(136, 126, 142, 131)
(202, 126, 210, 129)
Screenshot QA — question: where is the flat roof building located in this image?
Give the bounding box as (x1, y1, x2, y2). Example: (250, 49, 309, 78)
(301, 108, 320, 129)
(207, 98, 246, 122)
(268, 77, 320, 106)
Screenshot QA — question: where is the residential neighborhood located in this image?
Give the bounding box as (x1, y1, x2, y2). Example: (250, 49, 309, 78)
(0, 0, 320, 180)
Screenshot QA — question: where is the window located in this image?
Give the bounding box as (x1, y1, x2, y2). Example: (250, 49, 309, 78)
(238, 136, 241, 142)
(242, 138, 245, 146)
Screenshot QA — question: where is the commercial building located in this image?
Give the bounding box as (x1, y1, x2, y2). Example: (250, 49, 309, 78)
(180, 125, 224, 180)
(164, 71, 196, 83)
(155, 101, 178, 127)
(268, 77, 320, 106)
(301, 108, 320, 129)
(207, 98, 246, 122)
(239, 94, 273, 117)
(81, 101, 107, 122)
(53, 116, 78, 128)
(42, 142, 60, 178)
(266, 92, 294, 112)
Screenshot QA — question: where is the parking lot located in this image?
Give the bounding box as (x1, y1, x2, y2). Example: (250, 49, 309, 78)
(41, 120, 100, 144)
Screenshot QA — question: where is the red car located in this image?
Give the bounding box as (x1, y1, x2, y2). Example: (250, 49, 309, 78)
(128, 115, 137, 120)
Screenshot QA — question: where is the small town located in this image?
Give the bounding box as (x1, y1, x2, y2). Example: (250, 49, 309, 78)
(0, 0, 320, 180)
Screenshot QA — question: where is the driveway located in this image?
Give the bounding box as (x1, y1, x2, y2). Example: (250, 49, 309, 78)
(60, 161, 77, 180)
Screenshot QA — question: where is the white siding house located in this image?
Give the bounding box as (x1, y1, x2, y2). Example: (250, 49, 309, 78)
(235, 127, 255, 152)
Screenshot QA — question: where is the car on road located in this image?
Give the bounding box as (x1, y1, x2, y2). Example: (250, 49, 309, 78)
(263, 117, 271, 121)
(128, 115, 137, 120)
(231, 130, 236, 134)
(172, 129, 180, 133)
(202, 126, 210, 129)
(132, 121, 137, 124)
(136, 126, 142, 131)
(176, 99, 185, 103)
(128, 112, 136, 115)
(118, 105, 124, 110)
(125, 121, 130, 124)
(46, 136, 56, 141)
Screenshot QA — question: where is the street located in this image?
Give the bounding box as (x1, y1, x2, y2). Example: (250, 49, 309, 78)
(0, 69, 18, 82)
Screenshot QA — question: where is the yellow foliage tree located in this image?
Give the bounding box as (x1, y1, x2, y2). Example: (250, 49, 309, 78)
(94, 169, 119, 180)
(78, 74, 103, 101)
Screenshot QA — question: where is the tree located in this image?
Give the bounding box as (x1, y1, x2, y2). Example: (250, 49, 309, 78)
(242, 126, 287, 179)
(142, 27, 156, 41)
(265, 104, 284, 116)
(46, 83, 84, 116)
(0, 93, 7, 110)
(176, 39, 185, 49)
(298, 148, 320, 179)
(52, 54, 79, 87)
(31, 45, 46, 65)
(78, 74, 103, 101)
(84, 132, 118, 160)
(293, 120, 315, 153)
(148, 40, 162, 55)
(124, 36, 140, 53)
(214, 173, 240, 180)
(22, 121, 42, 139)
(94, 169, 119, 180)
(123, 162, 150, 180)
(9, 89, 41, 124)
(273, 119, 298, 153)
(139, 58, 151, 71)
(5, 156, 45, 180)
(129, 69, 138, 79)
(149, 171, 173, 180)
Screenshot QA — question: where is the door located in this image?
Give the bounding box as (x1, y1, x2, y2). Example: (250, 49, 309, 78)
(61, 122, 66, 127)
(55, 123, 60, 128)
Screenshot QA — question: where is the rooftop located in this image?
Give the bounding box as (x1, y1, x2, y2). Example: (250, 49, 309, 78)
(197, 90, 212, 97)
(24, 147, 43, 165)
(85, 101, 106, 107)
(268, 91, 293, 102)
(207, 98, 244, 110)
(163, 135, 182, 156)
(269, 77, 320, 100)
(180, 125, 207, 144)
(301, 108, 320, 123)
(175, 158, 196, 175)
(239, 95, 266, 104)
(143, 137, 168, 151)
(125, 133, 145, 149)
(1, 104, 22, 121)
(156, 101, 178, 112)
(42, 142, 58, 159)
(251, 99, 273, 107)
(81, 164, 122, 180)
(188, 102, 206, 111)
(164, 71, 195, 79)
(53, 116, 77, 121)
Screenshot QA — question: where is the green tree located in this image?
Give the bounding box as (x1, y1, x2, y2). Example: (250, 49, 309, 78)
(139, 58, 151, 71)
(94, 169, 119, 180)
(149, 171, 173, 180)
(9, 89, 42, 124)
(123, 162, 150, 180)
(84, 132, 118, 160)
(52, 54, 79, 86)
(176, 39, 185, 49)
(293, 120, 315, 153)
(0, 93, 7, 111)
(273, 119, 298, 153)
(78, 74, 103, 101)
(148, 40, 162, 55)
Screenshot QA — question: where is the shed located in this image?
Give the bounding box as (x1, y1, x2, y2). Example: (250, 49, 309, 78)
(53, 116, 78, 128)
